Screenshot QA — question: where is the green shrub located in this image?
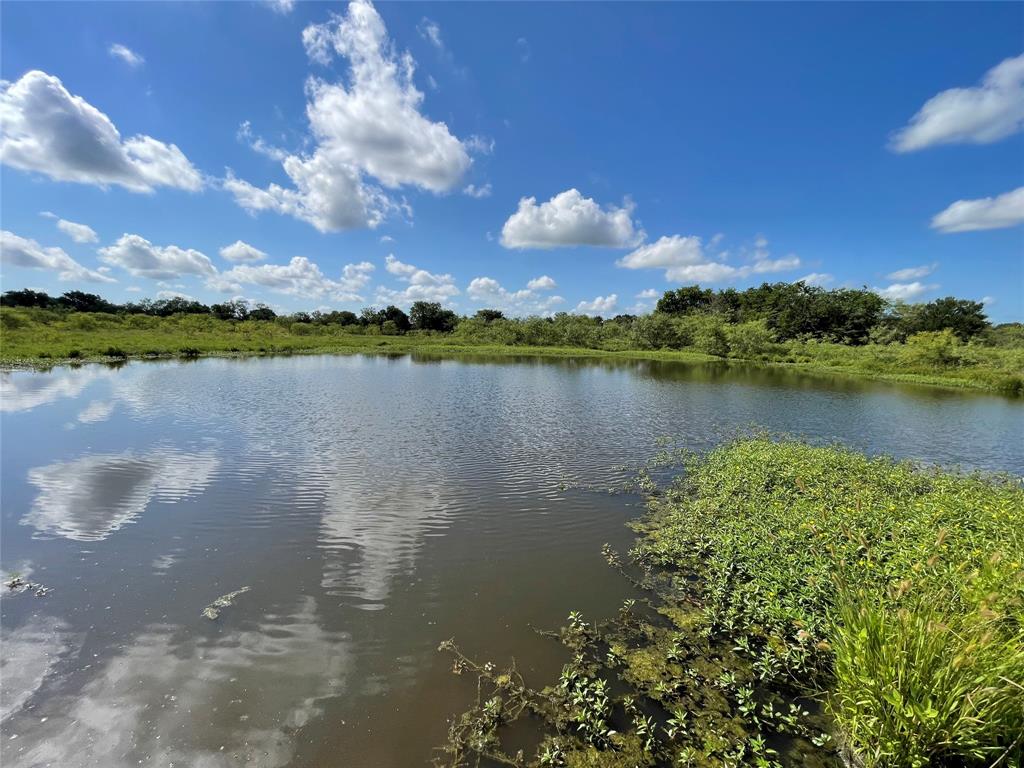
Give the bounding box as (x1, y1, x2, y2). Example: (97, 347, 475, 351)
(905, 329, 963, 367)
(726, 319, 774, 359)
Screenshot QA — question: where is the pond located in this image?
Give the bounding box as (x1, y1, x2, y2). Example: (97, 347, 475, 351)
(2, 353, 1022, 767)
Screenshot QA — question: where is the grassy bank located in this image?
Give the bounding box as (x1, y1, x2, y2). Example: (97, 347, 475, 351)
(1, 307, 1021, 395)
(436, 439, 1024, 767)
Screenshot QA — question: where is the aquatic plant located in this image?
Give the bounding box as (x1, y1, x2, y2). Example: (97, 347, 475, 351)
(436, 438, 1023, 767)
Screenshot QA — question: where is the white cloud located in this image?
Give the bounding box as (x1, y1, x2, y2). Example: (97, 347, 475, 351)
(875, 281, 938, 301)
(516, 37, 531, 63)
(99, 234, 216, 280)
(574, 294, 618, 316)
(890, 54, 1024, 152)
(212, 257, 374, 302)
(0, 71, 202, 192)
(751, 255, 801, 273)
(636, 288, 659, 299)
(219, 240, 269, 263)
(1, 230, 115, 283)
(618, 235, 704, 272)
(463, 182, 492, 198)
(797, 272, 835, 287)
(231, 1, 472, 232)
(617, 234, 800, 283)
(108, 43, 144, 67)
(266, 0, 295, 13)
(501, 188, 643, 249)
(40, 212, 99, 243)
(930, 186, 1024, 233)
(886, 263, 936, 281)
(377, 255, 459, 305)
(417, 18, 443, 49)
(156, 290, 197, 301)
(526, 275, 557, 291)
(465, 135, 495, 155)
(379, 234, 394, 243)
(466, 276, 564, 316)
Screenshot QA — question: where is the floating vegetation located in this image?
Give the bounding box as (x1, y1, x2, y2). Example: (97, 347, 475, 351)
(202, 586, 250, 620)
(436, 438, 1024, 767)
(4, 575, 51, 597)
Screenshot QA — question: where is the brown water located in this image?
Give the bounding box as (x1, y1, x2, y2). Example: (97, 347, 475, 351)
(2, 353, 1022, 767)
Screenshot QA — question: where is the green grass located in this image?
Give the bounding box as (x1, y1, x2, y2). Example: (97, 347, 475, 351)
(639, 438, 1024, 766)
(1, 307, 1021, 395)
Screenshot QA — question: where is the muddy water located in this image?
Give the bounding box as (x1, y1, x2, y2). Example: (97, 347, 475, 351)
(2, 354, 1022, 767)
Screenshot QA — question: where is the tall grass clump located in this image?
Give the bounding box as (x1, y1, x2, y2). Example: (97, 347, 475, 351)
(831, 596, 1023, 767)
(640, 437, 1024, 766)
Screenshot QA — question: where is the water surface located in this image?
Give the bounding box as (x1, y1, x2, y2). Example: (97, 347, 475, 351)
(2, 354, 1022, 767)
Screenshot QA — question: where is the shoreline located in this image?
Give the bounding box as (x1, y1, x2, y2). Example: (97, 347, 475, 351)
(1, 341, 1020, 397)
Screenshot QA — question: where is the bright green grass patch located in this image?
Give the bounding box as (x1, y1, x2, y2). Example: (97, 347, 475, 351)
(640, 438, 1024, 766)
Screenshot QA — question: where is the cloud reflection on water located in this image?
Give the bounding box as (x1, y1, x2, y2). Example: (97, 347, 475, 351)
(2, 597, 348, 768)
(24, 449, 220, 541)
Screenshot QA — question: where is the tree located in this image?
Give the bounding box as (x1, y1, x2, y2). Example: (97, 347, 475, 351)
(474, 308, 505, 323)
(411, 301, 458, 332)
(360, 307, 384, 326)
(211, 300, 250, 321)
(57, 291, 118, 313)
(331, 310, 358, 326)
(381, 305, 411, 333)
(1, 289, 55, 308)
(248, 303, 277, 321)
(906, 297, 989, 341)
(656, 286, 715, 315)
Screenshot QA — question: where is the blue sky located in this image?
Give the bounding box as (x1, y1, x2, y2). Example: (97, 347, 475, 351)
(1, 1, 1022, 320)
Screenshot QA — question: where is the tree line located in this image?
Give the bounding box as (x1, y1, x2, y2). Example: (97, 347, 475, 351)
(0, 282, 1000, 346)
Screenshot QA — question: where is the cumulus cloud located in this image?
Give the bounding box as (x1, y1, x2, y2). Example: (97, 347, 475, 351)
(377, 255, 459, 305)
(930, 186, 1024, 233)
(219, 240, 269, 263)
(98, 234, 215, 280)
(886, 263, 936, 281)
(1, 230, 115, 283)
(108, 43, 144, 67)
(501, 189, 642, 249)
(797, 272, 835, 287)
(890, 54, 1024, 152)
(40, 211, 99, 243)
(526, 275, 557, 291)
(617, 234, 800, 283)
(230, 1, 472, 232)
(636, 288, 659, 299)
(212, 257, 374, 302)
(574, 294, 618, 316)
(466, 276, 564, 316)
(266, 0, 295, 13)
(0, 71, 202, 192)
(875, 281, 938, 301)
(463, 182, 492, 198)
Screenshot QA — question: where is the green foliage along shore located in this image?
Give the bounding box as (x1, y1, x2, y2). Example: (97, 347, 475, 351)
(641, 438, 1023, 766)
(2, 284, 1022, 394)
(435, 439, 1024, 767)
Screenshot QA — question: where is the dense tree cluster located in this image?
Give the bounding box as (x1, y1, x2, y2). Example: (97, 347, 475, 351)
(1, 284, 997, 355)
